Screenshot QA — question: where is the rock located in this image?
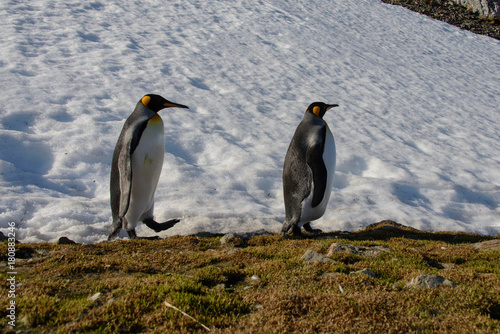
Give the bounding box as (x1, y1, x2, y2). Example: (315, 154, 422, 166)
(301, 250, 334, 263)
(0, 231, 7, 241)
(35, 249, 50, 256)
(57, 237, 77, 245)
(253, 303, 263, 309)
(441, 263, 456, 270)
(327, 242, 392, 257)
(350, 268, 377, 278)
(88, 292, 102, 302)
(472, 239, 500, 251)
(220, 233, 236, 245)
(407, 274, 456, 289)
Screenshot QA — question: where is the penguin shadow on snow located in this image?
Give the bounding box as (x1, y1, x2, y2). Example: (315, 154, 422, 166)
(2, 112, 38, 134)
(334, 155, 369, 190)
(0, 135, 53, 176)
(441, 184, 498, 223)
(0, 134, 94, 197)
(391, 183, 431, 209)
(188, 77, 211, 91)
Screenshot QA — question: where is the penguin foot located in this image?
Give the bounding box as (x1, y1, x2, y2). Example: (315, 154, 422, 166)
(292, 225, 303, 236)
(303, 223, 323, 234)
(127, 229, 138, 239)
(108, 231, 119, 241)
(280, 223, 304, 238)
(108, 220, 123, 241)
(143, 218, 180, 233)
(127, 230, 160, 241)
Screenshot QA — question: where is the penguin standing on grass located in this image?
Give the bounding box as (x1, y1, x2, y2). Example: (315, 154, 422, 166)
(282, 102, 339, 236)
(108, 94, 189, 240)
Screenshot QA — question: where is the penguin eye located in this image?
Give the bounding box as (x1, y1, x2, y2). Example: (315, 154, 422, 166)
(312, 106, 321, 117)
(141, 95, 151, 107)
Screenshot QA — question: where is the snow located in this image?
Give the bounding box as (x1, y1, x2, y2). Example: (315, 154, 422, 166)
(0, 0, 499, 243)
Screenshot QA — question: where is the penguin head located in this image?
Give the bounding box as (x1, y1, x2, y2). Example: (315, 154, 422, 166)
(141, 94, 189, 112)
(306, 102, 339, 119)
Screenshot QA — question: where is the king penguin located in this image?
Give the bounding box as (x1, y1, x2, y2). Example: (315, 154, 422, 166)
(108, 94, 189, 240)
(282, 102, 339, 236)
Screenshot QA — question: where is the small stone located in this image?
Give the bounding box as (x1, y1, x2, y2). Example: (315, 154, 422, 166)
(301, 250, 334, 263)
(350, 268, 377, 278)
(250, 275, 260, 281)
(88, 292, 102, 302)
(220, 233, 236, 245)
(253, 303, 263, 309)
(441, 263, 456, 270)
(35, 249, 50, 256)
(407, 274, 456, 289)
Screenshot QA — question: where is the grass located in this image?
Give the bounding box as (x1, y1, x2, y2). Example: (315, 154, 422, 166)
(1, 222, 499, 333)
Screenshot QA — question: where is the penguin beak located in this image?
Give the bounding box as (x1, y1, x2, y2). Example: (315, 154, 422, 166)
(326, 104, 339, 111)
(163, 101, 189, 109)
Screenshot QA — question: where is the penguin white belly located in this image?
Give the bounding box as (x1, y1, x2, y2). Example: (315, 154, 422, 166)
(124, 115, 165, 227)
(299, 127, 336, 225)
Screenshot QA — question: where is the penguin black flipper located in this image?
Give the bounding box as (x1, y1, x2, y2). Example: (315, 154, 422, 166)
(306, 126, 328, 208)
(115, 119, 149, 218)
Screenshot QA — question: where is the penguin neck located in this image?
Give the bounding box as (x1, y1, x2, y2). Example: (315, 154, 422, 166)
(305, 111, 326, 126)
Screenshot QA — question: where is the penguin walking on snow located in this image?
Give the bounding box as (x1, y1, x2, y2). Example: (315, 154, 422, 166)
(282, 102, 339, 236)
(108, 94, 189, 240)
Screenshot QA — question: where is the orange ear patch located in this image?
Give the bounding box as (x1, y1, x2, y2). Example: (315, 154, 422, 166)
(141, 95, 151, 107)
(312, 106, 321, 117)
